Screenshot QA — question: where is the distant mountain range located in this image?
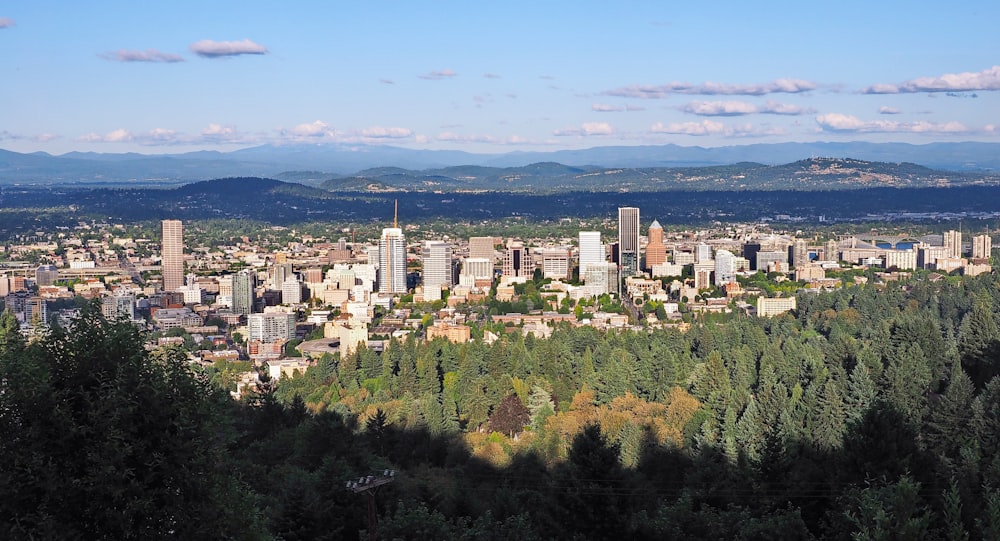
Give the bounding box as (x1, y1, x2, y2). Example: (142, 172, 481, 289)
(2, 141, 1000, 187)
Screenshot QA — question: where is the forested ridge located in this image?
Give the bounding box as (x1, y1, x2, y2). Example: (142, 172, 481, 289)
(4, 272, 1000, 539)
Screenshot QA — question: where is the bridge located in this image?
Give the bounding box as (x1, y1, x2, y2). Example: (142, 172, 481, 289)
(843, 233, 935, 249)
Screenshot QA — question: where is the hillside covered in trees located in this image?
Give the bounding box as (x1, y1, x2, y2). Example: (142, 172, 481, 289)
(4, 272, 1000, 539)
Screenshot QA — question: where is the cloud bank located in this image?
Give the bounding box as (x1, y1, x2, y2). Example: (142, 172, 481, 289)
(553, 122, 614, 137)
(680, 100, 812, 116)
(0, 17, 14, 28)
(605, 78, 817, 99)
(189, 39, 268, 58)
(100, 49, 184, 63)
(863, 65, 1000, 94)
(816, 113, 968, 134)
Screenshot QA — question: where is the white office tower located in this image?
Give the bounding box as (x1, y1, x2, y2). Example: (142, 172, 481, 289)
(695, 243, 712, 264)
(378, 227, 407, 294)
(422, 241, 453, 288)
(281, 278, 303, 304)
(972, 234, 992, 259)
(180, 273, 203, 304)
(618, 207, 640, 277)
(578, 231, 604, 270)
(583, 262, 618, 296)
(216, 275, 233, 308)
(714, 249, 736, 286)
(461, 257, 493, 285)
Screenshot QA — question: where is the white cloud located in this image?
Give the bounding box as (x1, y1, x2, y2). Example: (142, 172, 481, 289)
(189, 39, 268, 58)
(863, 66, 1000, 94)
(437, 132, 498, 143)
(419, 69, 457, 80)
(34, 133, 59, 142)
(0, 17, 15, 29)
(605, 78, 817, 98)
(483, 73, 501, 79)
(379, 78, 395, 85)
(650, 120, 783, 137)
(202, 124, 236, 137)
(100, 49, 184, 63)
(816, 113, 969, 133)
(288, 121, 331, 137)
(104, 129, 133, 143)
(358, 126, 412, 139)
(625, 104, 645, 112)
(681, 100, 757, 116)
(592, 103, 625, 112)
(553, 122, 614, 137)
(759, 100, 812, 115)
(878, 106, 902, 115)
(650, 120, 726, 136)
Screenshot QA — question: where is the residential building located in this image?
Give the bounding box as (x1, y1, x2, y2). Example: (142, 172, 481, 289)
(247, 312, 296, 343)
(973, 234, 993, 259)
(232, 269, 256, 316)
(943, 230, 962, 258)
(757, 296, 797, 317)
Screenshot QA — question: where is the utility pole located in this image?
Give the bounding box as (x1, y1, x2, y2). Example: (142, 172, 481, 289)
(346, 470, 396, 541)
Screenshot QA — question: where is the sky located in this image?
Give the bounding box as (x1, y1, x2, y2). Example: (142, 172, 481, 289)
(2, 1, 999, 155)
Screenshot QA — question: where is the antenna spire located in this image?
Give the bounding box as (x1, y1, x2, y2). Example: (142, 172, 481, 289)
(393, 199, 398, 228)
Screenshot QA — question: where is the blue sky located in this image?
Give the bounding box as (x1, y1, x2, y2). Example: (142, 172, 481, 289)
(2, 1, 999, 155)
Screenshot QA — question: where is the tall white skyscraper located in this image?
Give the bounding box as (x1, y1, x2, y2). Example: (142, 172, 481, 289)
(578, 231, 604, 271)
(161, 219, 184, 291)
(422, 241, 453, 288)
(379, 227, 407, 293)
(618, 207, 640, 277)
(714, 249, 736, 286)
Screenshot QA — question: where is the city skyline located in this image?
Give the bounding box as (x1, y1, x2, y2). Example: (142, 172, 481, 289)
(2, 2, 999, 156)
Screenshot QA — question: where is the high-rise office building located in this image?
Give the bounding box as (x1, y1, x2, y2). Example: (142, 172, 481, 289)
(618, 207, 640, 277)
(943, 230, 962, 259)
(824, 239, 840, 262)
(972, 234, 993, 259)
(422, 241, 453, 288)
(469, 236, 496, 262)
(502, 240, 528, 278)
(378, 227, 407, 293)
(695, 243, 713, 264)
(271, 262, 294, 290)
(715, 249, 736, 286)
(645, 220, 666, 270)
(578, 231, 604, 271)
(232, 269, 256, 316)
(161, 219, 184, 291)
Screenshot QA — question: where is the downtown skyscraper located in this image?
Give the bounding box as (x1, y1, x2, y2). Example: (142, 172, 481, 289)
(379, 202, 407, 294)
(618, 207, 640, 277)
(161, 219, 184, 292)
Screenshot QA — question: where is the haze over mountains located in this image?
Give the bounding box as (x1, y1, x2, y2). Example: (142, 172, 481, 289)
(1, 141, 999, 186)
